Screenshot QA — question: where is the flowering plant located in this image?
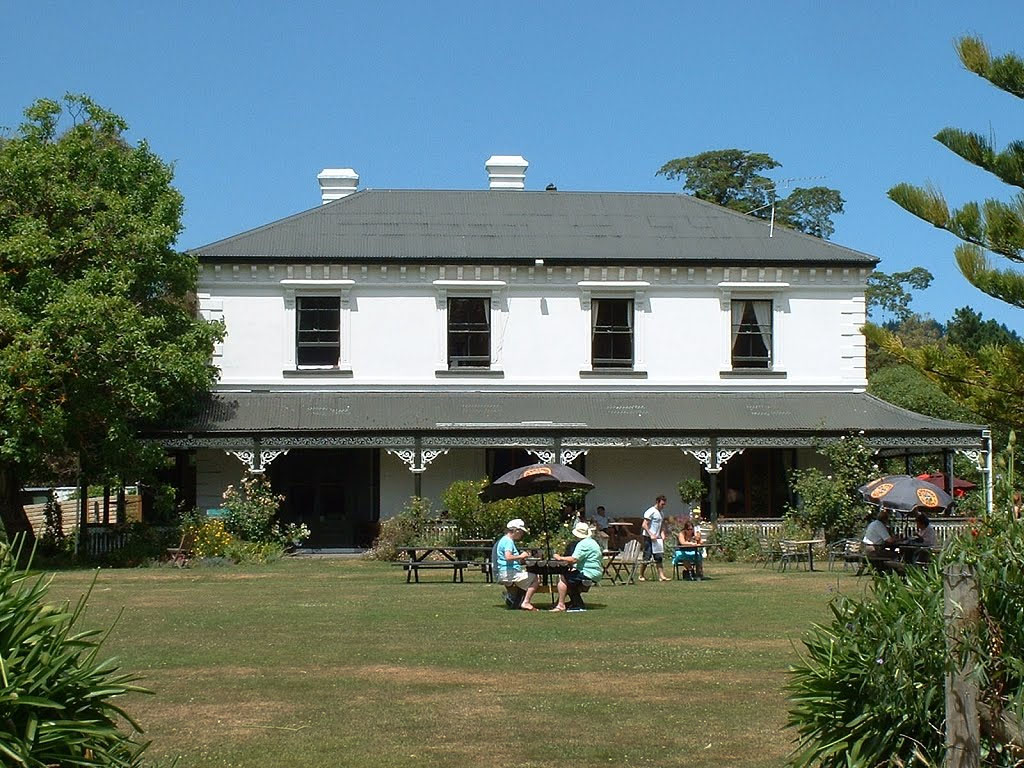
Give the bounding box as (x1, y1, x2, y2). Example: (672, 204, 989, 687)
(222, 474, 285, 544)
(188, 518, 233, 558)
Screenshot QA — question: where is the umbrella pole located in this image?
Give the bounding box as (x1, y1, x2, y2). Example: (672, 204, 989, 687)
(543, 495, 550, 560)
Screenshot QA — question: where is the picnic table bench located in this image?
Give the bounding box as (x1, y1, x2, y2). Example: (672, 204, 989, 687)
(393, 546, 492, 583)
(393, 559, 473, 583)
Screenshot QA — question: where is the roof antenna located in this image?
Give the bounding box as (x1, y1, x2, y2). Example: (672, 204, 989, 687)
(745, 175, 826, 237)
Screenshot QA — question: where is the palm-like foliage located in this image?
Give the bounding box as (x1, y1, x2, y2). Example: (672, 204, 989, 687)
(0, 540, 150, 766)
(880, 36, 1024, 426)
(788, 510, 1024, 767)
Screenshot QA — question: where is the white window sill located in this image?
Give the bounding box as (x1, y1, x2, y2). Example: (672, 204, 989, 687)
(435, 368, 505, 378)
(719, 369, 787, 378)
(579, 369, 648, 378)
(283, 368, 354, 377)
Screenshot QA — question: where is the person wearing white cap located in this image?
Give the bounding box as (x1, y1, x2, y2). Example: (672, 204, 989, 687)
(493, 519, 540, 611)
(549, 521, 603, 612)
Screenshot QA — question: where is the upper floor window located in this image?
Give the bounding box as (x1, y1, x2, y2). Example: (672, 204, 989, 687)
(448, 297, 490, 368)
(296, 296, 341, 366)
(731, 299, 772, 369)
(592, 298, 634, 369)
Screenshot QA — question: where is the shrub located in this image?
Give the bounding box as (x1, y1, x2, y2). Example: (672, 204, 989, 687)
(99, 523, 178, 568)
(786, 434, 880, 542)
(787, 510, 1024, 767)
(367, 496, 433, 560)
(187, 518, 233, 558)
(443, 478, 567, 541)
(39, 496, 66, 556)
(713, 526, 762, 562)
(0, 538, 150, 766)
(221, 474, 284, 544)
(225, 539, 285, 564)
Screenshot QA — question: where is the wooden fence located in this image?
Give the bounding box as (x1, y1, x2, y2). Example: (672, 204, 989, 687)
(23, 495, 142, 535)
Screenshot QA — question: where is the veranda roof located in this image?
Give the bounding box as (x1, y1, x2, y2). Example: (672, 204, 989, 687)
(153, 390, 984, 447)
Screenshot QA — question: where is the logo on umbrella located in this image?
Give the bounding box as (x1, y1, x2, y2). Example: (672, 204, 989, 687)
(522, 466, 553, 478)
(870, 483, 894, 500)
(916, 488, 940, 507)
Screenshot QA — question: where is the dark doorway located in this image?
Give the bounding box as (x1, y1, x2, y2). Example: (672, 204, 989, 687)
(268, 449, 378, 548)
(706, 448, 793, 518)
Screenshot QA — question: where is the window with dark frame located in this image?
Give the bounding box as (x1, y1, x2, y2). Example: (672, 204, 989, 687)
(296, 296, 341, 367)
(730, 299, 772, 369)
(447, 297, 490, 369)
(591, 298, 634, 368)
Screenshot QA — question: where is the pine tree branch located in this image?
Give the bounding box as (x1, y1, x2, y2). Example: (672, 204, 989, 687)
(957, 36, 1024, 100)
(955, 244, 1024, 309)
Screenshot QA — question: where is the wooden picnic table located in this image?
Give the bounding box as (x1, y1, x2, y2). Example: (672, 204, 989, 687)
(394, 546, 493, 583)
(524, 557, 572, 604)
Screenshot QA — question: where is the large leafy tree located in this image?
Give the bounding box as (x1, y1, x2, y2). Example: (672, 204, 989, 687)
(871, 36, 1024, 428)
(0, 95, 223, 540)
(656, 148, 845, 239)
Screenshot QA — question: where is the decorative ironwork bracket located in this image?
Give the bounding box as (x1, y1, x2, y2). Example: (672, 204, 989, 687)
(226, 446, 289, 474)
(387, 448, 449, 474)
(528, 448, 588, 465)
(682, 447, 743, 475)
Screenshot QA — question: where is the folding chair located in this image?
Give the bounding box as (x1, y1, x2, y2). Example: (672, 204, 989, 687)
(606, 539, 643, 585)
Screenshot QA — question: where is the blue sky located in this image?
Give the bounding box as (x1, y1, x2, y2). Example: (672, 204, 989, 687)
(4, 1, 1022, 330)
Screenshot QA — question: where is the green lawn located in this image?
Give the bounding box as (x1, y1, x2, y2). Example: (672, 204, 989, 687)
(44, 558, 867, 768)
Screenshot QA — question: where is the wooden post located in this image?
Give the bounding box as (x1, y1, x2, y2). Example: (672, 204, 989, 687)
(944, 564, 980, 768)
(102, 484, 110, 525)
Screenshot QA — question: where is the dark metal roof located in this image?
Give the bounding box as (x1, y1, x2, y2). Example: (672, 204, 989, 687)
(190, 190, 878, 266)
(156, 391, 982, 440)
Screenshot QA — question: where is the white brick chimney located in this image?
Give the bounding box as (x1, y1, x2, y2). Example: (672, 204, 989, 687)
(485, 155, 528, 190)
(317, 168, 360, 204)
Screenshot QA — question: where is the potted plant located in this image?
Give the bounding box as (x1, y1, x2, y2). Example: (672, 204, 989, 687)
(677, 477, 706, 521)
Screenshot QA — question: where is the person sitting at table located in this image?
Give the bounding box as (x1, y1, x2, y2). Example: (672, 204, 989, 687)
(493, 519, 540, 612)
(672, 517, 704, 580)
(861, 508, 897, 556)
(549, 521, 603, 612)
(911, 512, 937, 548)
(901, 511, 937, 565)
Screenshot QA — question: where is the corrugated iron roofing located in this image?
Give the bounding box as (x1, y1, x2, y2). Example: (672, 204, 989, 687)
(190, 190, 877, 266)
(156, 391, 981, 438)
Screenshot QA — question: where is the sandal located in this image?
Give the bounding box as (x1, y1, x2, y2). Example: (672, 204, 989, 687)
(548, 605, 566, 612)
(520, 603, 537, 611)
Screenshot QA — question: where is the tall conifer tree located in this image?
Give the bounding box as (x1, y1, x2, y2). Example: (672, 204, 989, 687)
(871, 36, 1024, 427)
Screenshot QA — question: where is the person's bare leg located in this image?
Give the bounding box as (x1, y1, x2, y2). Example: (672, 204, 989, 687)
(521, 580, 539, 610)
(549, 576, 568, 611)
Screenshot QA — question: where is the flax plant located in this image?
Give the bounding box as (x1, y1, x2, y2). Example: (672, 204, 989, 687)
(0, 539, 150, 766)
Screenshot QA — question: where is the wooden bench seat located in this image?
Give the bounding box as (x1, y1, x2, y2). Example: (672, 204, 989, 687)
(392, 560, 473, 583)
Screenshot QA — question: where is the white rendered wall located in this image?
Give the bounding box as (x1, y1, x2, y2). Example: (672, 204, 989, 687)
(199, 265, 869, 389)
(379, 449, 485, 519)
(195, 449, 246, 512)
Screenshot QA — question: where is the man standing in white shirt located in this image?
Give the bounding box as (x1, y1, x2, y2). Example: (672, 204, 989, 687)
(638, 495, 670, 582)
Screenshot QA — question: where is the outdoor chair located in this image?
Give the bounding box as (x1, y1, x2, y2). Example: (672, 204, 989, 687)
(606, 538, 643, 585)
(756, 538, 781, 569)
(827, 539, 859, 571)
(778, 540, 808, 572)
(167, 530, 195, 567)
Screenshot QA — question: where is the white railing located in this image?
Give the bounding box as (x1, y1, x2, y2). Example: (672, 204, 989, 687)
(712, 517, 970, 545)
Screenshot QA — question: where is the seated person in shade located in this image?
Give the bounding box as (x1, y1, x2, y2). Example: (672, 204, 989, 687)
(549, 521, 603, 612)
(672, 517, 704, 579)
(913, 512, 937, 548)
(861, 508, 897, 555)
(589, 505, 610, 530)
(493, 518, 540, 611)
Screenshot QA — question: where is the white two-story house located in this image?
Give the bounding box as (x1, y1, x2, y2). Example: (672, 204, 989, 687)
(153, 156, 988, 548)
